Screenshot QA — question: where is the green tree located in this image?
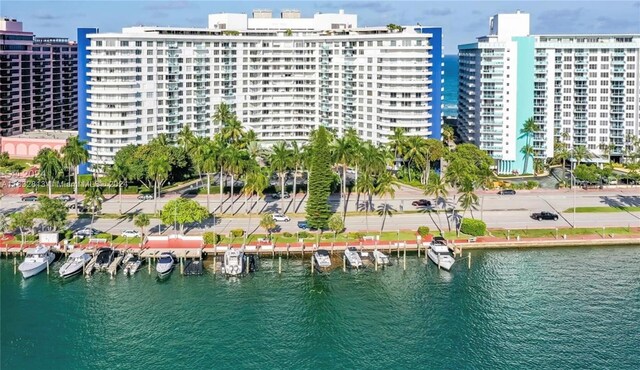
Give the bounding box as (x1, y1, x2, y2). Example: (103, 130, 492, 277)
(424, 174, 448, 233)
(177, 125, 196, 154)
(388, 127, 407, 170)
(403, 136, 426, 183)
(574, 164, 599, 183)
(305, 126, 333, 230)
(223, 145, 249, 214)
(457, 181, 479, 236)
(34, 148, 64, 196)
(106, 161, 129, 214)
(147, 154, 171, 214)
(259, 213, 276, 239)
(327, 213, 345, 240)
(200, 139, 220, 213)
(269, 141, 292, 213)
(423, 138, 446, 185)
(520, 117, 538, 174)
(290, 141, 303, 212)
(221, 117, 245, 146)
(332, 136, 354, 202)
(374, 171, 398, 234)
(0, 213, 8, 233)
(37, 196, 68, 231)
(10, 208, 37, 247)
(61, 136, 89, 211)
(160, 198, 209, 232)
(213, 102, 233, 132)
(520, 144, 535, 174)
(356, 171, 376, 232)
(83, 185, 104, 228)
(572, 145, 593, 166)
(442, 124, 455, 147)
(134, 213, 150, 241)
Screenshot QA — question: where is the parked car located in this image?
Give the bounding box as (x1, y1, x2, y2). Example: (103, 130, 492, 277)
(138, 193, 154, 200)
(271, 192, 290, 199)
(74, 227, 99, 238)
(55, 194, 72, 202)
(67, 203, 89, 212)
(272, 213, 291, 222)
(21, 195, 39, 202)
(530, 211, 559, 221)
(297, 220, 308, 229)
(411, 199, 431, 207)
(497, 189, 516, 195)
(121, 230, 140, 238)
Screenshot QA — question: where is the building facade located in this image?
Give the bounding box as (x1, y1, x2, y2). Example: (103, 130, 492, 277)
(79, 10, 443, 171)
(458, 12, 640, 174)
(0, 18, 78, 137)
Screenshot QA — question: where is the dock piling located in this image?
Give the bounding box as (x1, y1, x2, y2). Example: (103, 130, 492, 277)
(310, 255, 314, 274)
(278, 256, 282, 274)
(46, 259, 50, 275)
(374, 249, 378, 271)
(148, 258, 151, 274)
(468, 252, 471, 269)
(180, 257, 184, 275)
(343, 254, 346, 272)
(403, 247, 406, 271)
(13, 255, 17, 275)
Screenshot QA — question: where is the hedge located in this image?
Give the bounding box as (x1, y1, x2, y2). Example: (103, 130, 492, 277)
(417, 226, 430, 237)
(202, 231, 221, 245)
(460, 218, 486, 236)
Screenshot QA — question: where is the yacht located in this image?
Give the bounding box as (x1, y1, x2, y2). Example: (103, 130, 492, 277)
(122, 253, 143, 276)
(95, 248, 115, 271)
(59, 251, 91, 278)
(223, 249, 245, 276)
(371, 250, 390, 266)
(155, 252, 175, 277)
(18, 246, 56, 278)
(428, 237, 455, 271)
(344, 247, 363, 269)
(313, 249, 332, 273)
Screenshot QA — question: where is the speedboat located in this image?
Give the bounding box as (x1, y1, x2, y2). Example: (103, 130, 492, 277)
(122, 253, 143, 276)
(344, 247, 363, 269)
(18, 246, 55, 278)
(428, 237, 455, 271)
(313, 249, 332, 273)
(95, 247, 115, 271)
(371, 250, 390, 266)
(155, 252, 175, 277)
(223, 249, 245, 276)
(59, 251, 91, 278)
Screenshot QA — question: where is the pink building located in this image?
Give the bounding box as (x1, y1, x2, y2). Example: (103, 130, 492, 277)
(0, 130, 75, 159)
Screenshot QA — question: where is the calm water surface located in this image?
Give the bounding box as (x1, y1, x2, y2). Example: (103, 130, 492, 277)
(2, 246, 639, 369)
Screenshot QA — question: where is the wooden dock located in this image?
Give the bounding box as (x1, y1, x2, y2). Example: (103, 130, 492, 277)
(107, 255, 123, 277)
(84, 255, 97, 276)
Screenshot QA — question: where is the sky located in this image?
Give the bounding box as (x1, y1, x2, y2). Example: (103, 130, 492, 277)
(2, 0, 639, 54)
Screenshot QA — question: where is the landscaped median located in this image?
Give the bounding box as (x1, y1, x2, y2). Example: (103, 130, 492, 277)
(563, 206, 640, 213)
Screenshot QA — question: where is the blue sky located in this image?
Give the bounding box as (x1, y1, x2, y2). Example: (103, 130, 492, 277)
(3, 0, 639, 54)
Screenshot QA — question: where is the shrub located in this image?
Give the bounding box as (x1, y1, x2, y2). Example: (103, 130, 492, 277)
(525, 180, 539, 190)
(230, 229, 244, 238)
(347, 232, 365, 240)
(95, 233, 113, 241)
(283, 232, 292, 238)
(460, 218, 486, 236)
(64, 229, 74, 240)
(417, 226, 430, 237)
(298, 231, 310, 239)
(203, 231, 220, 245)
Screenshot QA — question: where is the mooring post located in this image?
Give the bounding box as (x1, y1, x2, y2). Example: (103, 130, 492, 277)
(148, 257, 151, 274)
(374, 249, 378, 271)
(403, 247, 406, 271)
(602, 226, 605, 239)
(343, 254, 346, 272)
(397, 244, 400, 258)
(310, 255, 314, 274)
(468, 252, 471, 269)
(180, 257, 184, 275)
(47, 258, 50, 275)
(13, 255, 17, 275)
(278, 255, 282, 274)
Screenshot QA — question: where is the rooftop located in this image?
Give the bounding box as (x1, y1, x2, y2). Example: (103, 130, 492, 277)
(10, 130, 77, 140)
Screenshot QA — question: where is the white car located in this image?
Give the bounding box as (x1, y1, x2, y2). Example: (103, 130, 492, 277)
(121, 230, 140, 238)
(272, 213, 291, 222)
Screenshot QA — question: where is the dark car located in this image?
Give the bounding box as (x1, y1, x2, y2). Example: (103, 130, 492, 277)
(531, 211, 559, 221)
(74, 227, 99, 238)
(297, 220, 308, 229)
(55, 194, 73, 202)
(412, 199, 432, 207)
(271, 192, 290, 199)
(497, 189, 516, 195)
(67, 203, 89, 212)
(21, 195, 39, 202)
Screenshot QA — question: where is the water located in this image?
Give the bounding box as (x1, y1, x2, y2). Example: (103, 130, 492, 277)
(2, 246, 639, 369)
(443, 55, 459, 117)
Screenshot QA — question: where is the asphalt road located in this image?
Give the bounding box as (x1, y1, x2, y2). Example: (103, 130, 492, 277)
(2, 187, 638, 236)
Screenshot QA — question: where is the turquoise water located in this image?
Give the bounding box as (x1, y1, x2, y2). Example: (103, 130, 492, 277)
(443, 55, 459, 117)
(2, 246, 639, 369)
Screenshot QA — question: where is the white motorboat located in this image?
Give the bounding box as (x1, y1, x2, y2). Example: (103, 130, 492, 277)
(428, 237, 455, 271)
(18, 246, 55, 278)
(155, 252, 175, 277)
(122, 253, 143, 276)
(223, 249, 245, 276)
(371, 250, 390, 266)
(313, 249, 332, 273)
(59, 251, 91, 278)
(344, 247, 363, 269)
(95, 247, 115, 271)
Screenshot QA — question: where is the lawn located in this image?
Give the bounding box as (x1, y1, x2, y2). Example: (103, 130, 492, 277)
(490, 226, 634, 239)
(564, 206, 640, 213)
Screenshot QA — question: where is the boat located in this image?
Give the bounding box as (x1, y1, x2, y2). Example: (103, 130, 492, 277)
(18, 246, 56, 278)
(344, 247, 363, 269)
(95, 247, 115, 271)
(59, 251, 91, 278)
(313, 249, 332, 273)
(155, 252, 175, 277)
(428, 237, 455, 271)
(122, 253, 143, 276)
(223, 249, 245, 276)
(371, 250, 390, 266)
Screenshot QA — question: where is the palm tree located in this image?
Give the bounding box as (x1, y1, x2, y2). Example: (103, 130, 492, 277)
(147, 155, 171, 214)
(457, 181, 479, 235)
(177, 125, 196, 153)
(107, 161, 129, 214)
(521, 144, 535, 174)
(134, 213, 150, 246)
(259, 213, 276, 240)
(213, 102, 233, 129)
(442, 124, 455, 147)
(61, 136, 89, 211)
(239, 129, 258, 150)
(403, 136, 427, 183)
(83, 185, 103, 229)
(344, 128, 361, 181)
(300, 143, 313, 197)
(221, 117, 245, 146)
(223, 146, 249, 214)
(520, 117, 538, 174)
(355, 171, 375, 232)
(331, 136, 353, 203)
(424, 175, 448, 233)
(269, 141, 292, 214)
(388, 127, 406, 170)
(34, 148, 64, 197)
(189, 136, 210, 181)
(572, 145, 592, 166)
(374, 171, 398, 234)
(290, 141, 302, 212)
(243, 165, 268, 236)
(200, 139, 219, 213)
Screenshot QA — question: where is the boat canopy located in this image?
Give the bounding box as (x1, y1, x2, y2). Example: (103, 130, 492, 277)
(24, 246, 49, 255)
(69, 251, 87, 258)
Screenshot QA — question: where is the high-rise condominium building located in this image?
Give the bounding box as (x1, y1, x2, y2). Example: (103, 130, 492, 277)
(458, 12, 640, 174)
(79, 10, 443, 171)
(0, 18, 78, 137)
